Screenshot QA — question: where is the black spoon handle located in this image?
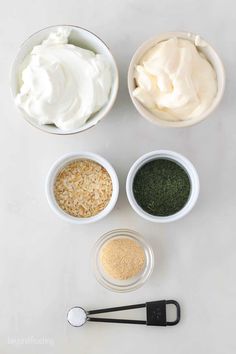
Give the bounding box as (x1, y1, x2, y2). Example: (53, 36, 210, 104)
(88, 317, 146, 325)
(88, 303, 146, 315)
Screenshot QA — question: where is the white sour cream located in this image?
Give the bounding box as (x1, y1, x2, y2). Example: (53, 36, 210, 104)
(15, 28, 112, 131)
(133, 37, 217, 121)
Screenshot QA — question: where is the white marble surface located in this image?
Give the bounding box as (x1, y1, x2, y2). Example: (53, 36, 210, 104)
(1, 0, 236, 353)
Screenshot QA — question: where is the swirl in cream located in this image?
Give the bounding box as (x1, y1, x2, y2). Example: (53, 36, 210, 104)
(133, 37, 217, 121)
(15, 28, 112, 131)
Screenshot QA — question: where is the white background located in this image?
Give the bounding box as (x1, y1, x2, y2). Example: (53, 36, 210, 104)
(1, 0, 236, 353)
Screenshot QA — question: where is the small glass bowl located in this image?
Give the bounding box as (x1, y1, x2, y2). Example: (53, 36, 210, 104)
(92, 229, 154, 292)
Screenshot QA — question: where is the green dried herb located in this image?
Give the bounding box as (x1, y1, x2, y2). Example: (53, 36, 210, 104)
(133, 159, 191, 216)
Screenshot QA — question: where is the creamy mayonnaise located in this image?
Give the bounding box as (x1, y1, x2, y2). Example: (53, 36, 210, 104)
(15, 28, 112, 131)
(133, 37, 217, 121)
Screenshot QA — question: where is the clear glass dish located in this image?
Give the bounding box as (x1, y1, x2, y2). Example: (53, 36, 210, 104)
(92, 229, 154, 292)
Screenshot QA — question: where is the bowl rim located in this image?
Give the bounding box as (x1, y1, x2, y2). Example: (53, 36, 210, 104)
(92, 228, 155, 292)
(10, 24, 119, 135)
(126, 150, 200, 223)
(45, 152, 119, 224)
(128, 31, 226, 128)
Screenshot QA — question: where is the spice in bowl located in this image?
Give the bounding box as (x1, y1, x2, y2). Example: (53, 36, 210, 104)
(133, 159, 191, 216)
(54, 159, 113, 218)
(100, 237, 145, 280)
(93, 229, 154, 292)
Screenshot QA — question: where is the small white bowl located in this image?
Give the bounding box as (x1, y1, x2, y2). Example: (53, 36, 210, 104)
(128, 31, 225, 127)
(10, 25, 119, 135)
(126, 150, 200, 223)
(46, 152, 119, 224)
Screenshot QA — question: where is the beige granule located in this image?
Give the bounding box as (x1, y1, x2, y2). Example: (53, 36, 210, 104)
(54, 159, 113, 218)
(100, 237, 146, 280)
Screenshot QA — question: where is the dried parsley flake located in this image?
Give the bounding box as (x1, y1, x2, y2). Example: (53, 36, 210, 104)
(133, 159, 191, 216)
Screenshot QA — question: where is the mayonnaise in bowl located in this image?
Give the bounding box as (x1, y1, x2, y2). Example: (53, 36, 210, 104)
(133, 37, 217, 121)
(128, 32, 225, 127)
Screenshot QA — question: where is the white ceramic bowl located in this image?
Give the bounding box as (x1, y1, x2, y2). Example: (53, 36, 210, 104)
(46, 152, 119, 224)
(126, 150, 200, 223)
(128, 31, 225, 127)
(11, 25, 119, 135)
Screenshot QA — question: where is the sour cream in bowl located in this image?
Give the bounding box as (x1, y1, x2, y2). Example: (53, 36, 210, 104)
(11, 25, 119, 134)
